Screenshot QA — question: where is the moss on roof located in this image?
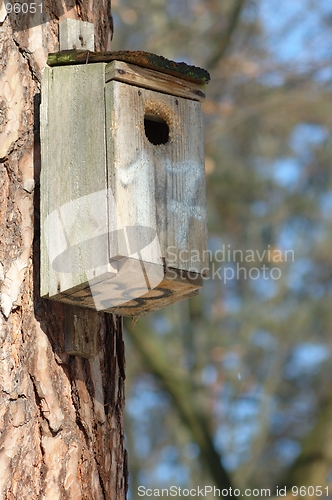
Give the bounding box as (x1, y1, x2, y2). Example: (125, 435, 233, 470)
(47, 50, 210, 85)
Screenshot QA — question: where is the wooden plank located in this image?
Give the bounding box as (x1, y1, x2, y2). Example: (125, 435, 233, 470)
(105, 80, 208, 275)
(47, 50, 211, 85)
(59, 19, 94, 51)
(64, 304, 98, 358)
(40, 68, 50, 298)
(110, 268, 203, 317)
(40, 63, 110, 298)
(105, 60, 205, 101)
(49, 269, 203, 317)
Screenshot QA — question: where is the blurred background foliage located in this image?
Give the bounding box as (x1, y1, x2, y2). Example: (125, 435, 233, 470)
(111, 0, 332, 497)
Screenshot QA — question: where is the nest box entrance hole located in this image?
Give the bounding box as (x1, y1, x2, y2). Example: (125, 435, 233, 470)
(144, 113, 170, 145)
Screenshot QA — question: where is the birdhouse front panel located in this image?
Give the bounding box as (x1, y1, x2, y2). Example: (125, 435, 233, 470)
(40, 52, 209, 316)
(105, 80, 207, 271)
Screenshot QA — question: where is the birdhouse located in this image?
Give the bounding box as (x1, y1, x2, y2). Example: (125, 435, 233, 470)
(40, 50, 210, 317)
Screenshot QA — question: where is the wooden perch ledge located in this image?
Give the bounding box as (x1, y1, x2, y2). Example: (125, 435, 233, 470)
(47, 49, 211, 85)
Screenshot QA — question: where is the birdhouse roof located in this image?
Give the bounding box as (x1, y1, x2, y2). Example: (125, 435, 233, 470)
(47, 50, 210, 85)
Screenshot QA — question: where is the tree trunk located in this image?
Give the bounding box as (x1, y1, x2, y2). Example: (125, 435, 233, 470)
(0, 3, 127, 498)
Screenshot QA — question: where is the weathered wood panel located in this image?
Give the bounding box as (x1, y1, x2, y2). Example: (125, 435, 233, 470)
(47, 268, 202, 317)
(105, 80, 207, 273)
(47, 49, 211, 85)
(59, 18, 95, 51)
(105, 60, 206, 101)
(40, 63, 110, 298)
(41, 62, 208, 316)
(64, 304, 99, 357)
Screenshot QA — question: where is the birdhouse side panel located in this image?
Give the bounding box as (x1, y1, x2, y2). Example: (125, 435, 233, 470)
(161, 95, 207, 274)
(40, 64, 110, 300)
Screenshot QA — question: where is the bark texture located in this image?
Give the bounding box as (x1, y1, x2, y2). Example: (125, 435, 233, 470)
(0, 2, 127, 498)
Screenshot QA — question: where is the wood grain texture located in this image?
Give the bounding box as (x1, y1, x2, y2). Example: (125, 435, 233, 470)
(59, 19, 95, 51)
(106, 80, 208, 273)
(40, 63, 110, 298)
(41, 64, 208, 317)
(64, 304, 98, 357)
(47, 49, 211, 84)
(105, 60, 206, 101)
(47, 269, 202, 317)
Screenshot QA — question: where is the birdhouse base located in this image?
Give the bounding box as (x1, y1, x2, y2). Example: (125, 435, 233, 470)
(47, 268, 203, 317)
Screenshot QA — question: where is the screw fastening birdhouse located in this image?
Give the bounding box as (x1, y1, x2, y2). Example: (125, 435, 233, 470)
(40, 50, 210, 316)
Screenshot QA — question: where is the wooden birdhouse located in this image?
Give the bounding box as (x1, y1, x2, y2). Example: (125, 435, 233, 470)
(40, 50, 210, 317)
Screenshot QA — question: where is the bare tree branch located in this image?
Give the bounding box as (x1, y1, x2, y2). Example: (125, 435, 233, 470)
(206, 0, 247, 69)
(283, 393, 332, 492)
(126, 322, 237, 496)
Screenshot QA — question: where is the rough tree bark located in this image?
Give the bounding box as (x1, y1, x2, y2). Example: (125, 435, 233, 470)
(0, 2, 127, 498)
